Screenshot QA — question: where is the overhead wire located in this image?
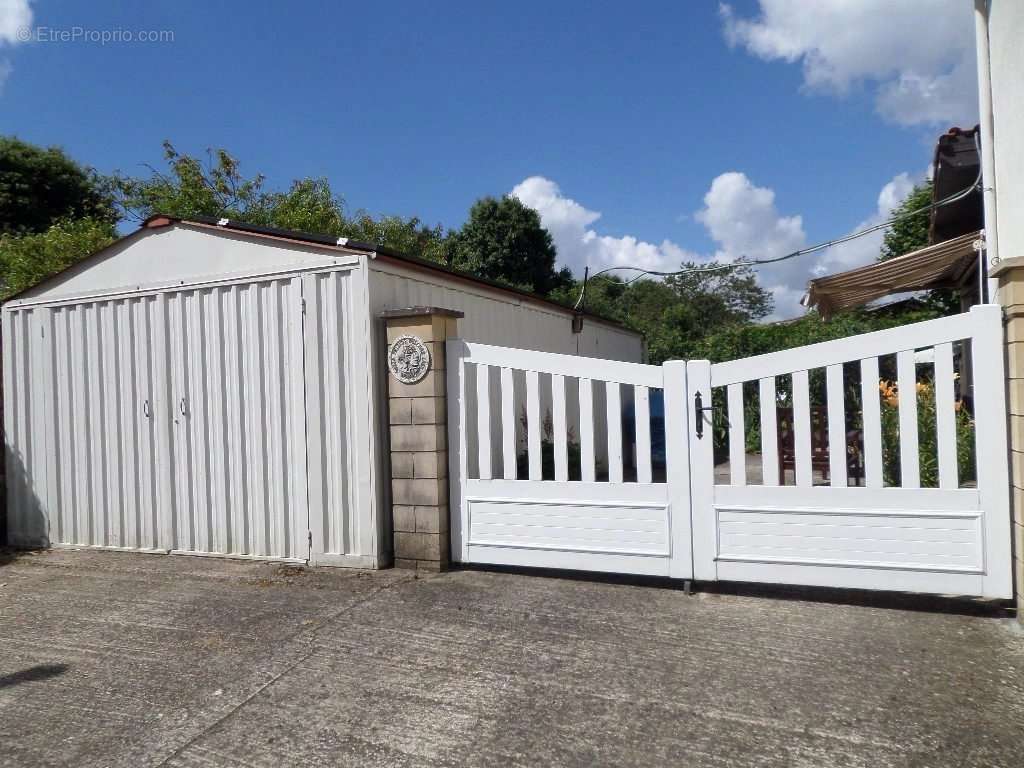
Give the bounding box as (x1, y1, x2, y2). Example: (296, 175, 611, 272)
(573, 134, 984, 312)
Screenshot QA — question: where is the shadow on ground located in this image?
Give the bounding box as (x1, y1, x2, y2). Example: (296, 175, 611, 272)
(458, 562, 1017, 618)
(0, 663, 68, 689)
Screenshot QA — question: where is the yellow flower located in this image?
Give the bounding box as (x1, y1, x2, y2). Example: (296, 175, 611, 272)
(878, 379, 897, 399)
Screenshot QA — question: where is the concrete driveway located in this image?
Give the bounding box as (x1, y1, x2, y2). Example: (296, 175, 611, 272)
(1, 549, 1022, 768)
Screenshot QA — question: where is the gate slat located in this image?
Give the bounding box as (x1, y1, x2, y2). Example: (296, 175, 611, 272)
(727, 383, 745, 486)
(860, 357, 883, 488)
(476, 363, 492, 480)
(500, 367, 516, 480)
(579, 377, 596, 482)
(792, 370, 812, 487)
(526, 370, 542, 480)
(934, 342, 957, 488)
(634, 385, 652, 484)
(606, 382, 623, 483)
(759, 377, 779, 486)
(826, 364, 847, 488)
(897, 349, 920, 488)
(552, 374, 568, 482)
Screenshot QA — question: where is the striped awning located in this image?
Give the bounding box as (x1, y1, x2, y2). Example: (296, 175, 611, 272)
(802, 231, 981, 320)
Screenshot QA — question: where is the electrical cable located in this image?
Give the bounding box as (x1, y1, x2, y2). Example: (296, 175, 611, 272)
(573, 135, 984, 312)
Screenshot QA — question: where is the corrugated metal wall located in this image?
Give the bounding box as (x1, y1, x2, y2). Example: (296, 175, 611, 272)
(4, 269, 365, 563)
(46, 295, 163, 551)
(368, 264, 644, 361)
(301, 269, 368, 562)
(3, 307, 51, 546)
(163, 280, 308, 559)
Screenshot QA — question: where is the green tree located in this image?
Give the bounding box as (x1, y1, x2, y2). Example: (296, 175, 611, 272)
(111, 141, 283, 223)
(341, 212, 453, 264)
(550, 262, 773, 364)
(110, 142, 453, 262)
(879, 180, 932, 262)
(693, 305, 940, 364)
(878, 180, 958, 314)
(0, 137, 115, 236)
(0, 217, 117, 298)
(453, 195, 572, 294)
(667, 261, 773, 328)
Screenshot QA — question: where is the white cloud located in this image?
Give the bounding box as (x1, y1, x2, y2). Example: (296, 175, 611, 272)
(720, 0, 978, 127)
(0, 0, 32, 45)
(693, 172, 807, 318)
(513, 170, 921, 321)
(0, 0, 32, 94)
(512, 173, 809, 318)
(510, 176, 698, 277)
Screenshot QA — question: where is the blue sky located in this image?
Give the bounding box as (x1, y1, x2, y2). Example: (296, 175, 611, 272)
(0, 1, 979, 317)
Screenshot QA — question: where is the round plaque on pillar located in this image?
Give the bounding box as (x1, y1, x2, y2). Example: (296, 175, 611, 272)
(388, 334, 431, 384)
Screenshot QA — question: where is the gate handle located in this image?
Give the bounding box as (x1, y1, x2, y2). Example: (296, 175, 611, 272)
(694, 391, 715, 440)
(143, 399, 151, 418)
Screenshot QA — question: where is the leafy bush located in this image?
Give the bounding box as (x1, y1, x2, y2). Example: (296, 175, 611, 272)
(0, 217, 116, 298)
(878, 378, 975, 487)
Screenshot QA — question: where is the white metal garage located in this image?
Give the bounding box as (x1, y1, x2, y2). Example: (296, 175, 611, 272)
(2, 215, 642, 566)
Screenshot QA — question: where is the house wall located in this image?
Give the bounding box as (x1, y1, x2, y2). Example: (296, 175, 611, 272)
(989, 1, 1024, 263)
(989, 2, 1024, 621)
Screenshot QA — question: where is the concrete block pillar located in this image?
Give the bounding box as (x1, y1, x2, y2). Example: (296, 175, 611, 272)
(993, 260, 1024, 618)
(380, 306, 463, 572)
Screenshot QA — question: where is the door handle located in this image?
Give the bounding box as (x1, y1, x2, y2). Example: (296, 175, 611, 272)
(694, 391, 715, 440)
(143, 399, 151, 418)
(179, 397, 188, 417)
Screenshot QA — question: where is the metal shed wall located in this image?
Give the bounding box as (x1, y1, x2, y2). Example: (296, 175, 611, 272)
(367, 260, 643, 360)
(3, 226, 378, 566)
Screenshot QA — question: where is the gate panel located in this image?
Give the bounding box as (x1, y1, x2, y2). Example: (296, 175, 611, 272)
(166, 278, 308, 561)
(447, 341, 693, 578)
(689, 305, 1012, 598)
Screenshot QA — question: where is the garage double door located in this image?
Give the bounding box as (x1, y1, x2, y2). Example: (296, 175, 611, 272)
(6, 276, 315, 560)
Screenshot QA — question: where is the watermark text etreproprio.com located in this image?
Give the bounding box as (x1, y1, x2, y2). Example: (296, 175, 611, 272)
(18, 26, 175, 45)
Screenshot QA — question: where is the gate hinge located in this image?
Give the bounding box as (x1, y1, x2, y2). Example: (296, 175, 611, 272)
(300, 298, 307, 315)
(307, 530, 312, 548)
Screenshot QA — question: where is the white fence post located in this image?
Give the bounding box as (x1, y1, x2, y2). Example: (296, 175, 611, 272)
(684, 360, 715, 581)
(970, 304, 1012, 598)
(446, 338, 469, 564)
(663, 360, 693, 579)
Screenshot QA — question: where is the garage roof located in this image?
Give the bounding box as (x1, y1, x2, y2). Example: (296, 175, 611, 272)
(4, 213, 636, 334)
(159, 214, 634, 331)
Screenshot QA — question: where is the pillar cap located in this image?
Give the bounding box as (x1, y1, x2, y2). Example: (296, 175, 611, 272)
(990, 256, 1024, 278)
(379, 306, 464, 319)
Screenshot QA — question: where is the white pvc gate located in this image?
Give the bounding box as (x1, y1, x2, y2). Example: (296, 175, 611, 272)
(447, 305, 1013, 598)
(446, 343, 693, 578)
